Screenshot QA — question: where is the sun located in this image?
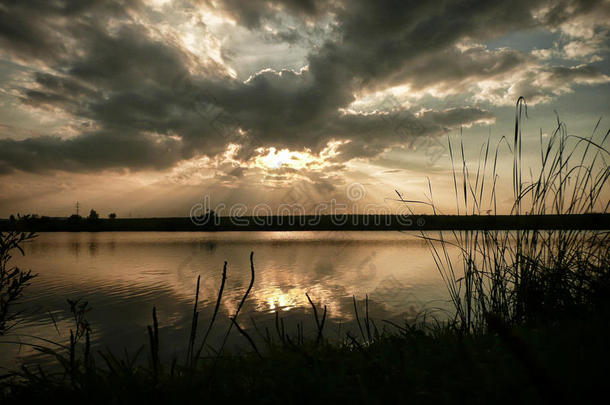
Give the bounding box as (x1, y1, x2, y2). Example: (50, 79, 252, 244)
(253, 142, 347, 172)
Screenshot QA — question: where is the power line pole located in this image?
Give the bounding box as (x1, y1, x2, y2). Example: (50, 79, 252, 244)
(76, 201, 80, 216)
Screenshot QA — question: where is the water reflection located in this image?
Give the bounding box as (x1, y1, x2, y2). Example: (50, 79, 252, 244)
(1, 231, 458, 369)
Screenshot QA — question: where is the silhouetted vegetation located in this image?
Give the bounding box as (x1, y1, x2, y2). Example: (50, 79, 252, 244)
(403, 97, 610, 333)
(0, 230, 37, 335)
(87, 209, 100, 222)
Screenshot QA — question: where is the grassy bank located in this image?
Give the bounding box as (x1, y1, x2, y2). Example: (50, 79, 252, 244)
(2, 309, 610, 404)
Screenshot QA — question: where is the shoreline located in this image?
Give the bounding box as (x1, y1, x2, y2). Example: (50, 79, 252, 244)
(1, 213, 608, 232)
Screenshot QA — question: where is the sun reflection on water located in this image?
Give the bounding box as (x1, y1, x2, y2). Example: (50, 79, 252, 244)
(264, 288, 304, 312)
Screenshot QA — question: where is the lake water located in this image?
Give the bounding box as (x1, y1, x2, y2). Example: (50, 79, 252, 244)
(1, 231, 460, 370)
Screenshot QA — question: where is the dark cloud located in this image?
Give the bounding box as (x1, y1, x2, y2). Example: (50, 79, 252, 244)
(419, 107, 495, 128)
(68, 26, 191, 89)
(0, 0, 607, 174)
(538, 0, 610, 26)
(202, 0, 332, 29)
(546, 65, 609, 82)
(0, 131, 184, 174)
(0, 0, 142, 63)
(332, 107, 495, 160)
(307, 0, 536, 93)
(307, 0, 610, 95)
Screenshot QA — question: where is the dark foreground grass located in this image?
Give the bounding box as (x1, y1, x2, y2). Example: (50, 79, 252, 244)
(2, 308, 610, 404)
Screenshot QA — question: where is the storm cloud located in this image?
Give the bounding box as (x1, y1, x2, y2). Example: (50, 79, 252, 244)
(0, 0, 608, 174)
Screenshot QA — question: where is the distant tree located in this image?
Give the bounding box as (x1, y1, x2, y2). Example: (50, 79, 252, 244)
(88, 209, 99, 221)
(8, 215, 15, 222)
(108, 213, 117, 220)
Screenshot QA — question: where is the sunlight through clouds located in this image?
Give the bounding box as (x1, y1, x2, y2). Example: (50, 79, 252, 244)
(0, 0, 608, 216)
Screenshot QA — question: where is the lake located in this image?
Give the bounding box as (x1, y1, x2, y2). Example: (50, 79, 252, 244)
(1, 231, 460, 369)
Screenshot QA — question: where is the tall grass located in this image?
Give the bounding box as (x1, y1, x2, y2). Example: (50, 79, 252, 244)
(405, 97, 610, 332)
(0, 230, 37, 335)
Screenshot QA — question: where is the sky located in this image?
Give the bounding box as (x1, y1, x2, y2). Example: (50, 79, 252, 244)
(0, 0, 609, 218)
